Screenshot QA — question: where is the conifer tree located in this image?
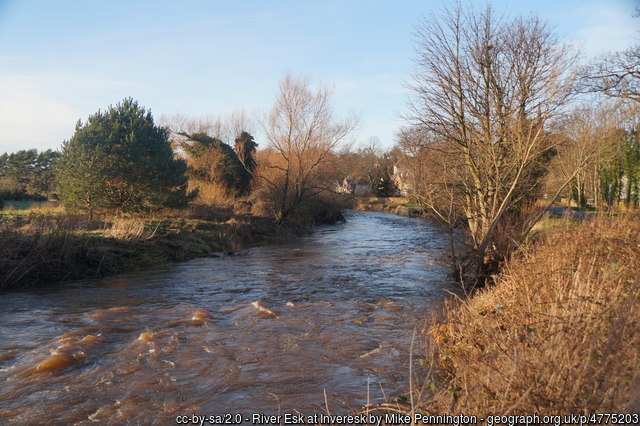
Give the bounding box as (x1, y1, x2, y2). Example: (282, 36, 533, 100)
(180, 132, 252, 196)
(57, 98, 192, 215)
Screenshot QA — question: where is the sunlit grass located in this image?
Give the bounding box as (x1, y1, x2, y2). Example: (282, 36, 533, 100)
(419, 216, 640, 414)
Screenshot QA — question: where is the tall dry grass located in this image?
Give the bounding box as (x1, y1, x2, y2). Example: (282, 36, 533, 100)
(105, 218, 159, 240)
(0, 212, 92, 289)
(420, 216, 640, 415)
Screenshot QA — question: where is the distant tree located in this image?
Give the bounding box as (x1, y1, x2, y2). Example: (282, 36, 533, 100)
(0, 149, 58, 199)
(180, 132, 252, 197)
(57, 98, 192, 215)
(234, 131, 258, 174)
(371, 170, 399, 197)
(261, 74, 357, 221)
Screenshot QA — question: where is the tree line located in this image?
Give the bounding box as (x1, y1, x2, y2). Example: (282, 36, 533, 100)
(1, 76, 402, 218)
(0, 149, 58, 201)
(1, 76, 365, 223)
(2, 2, 638, 287)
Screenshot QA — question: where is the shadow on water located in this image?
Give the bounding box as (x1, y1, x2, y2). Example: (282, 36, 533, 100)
(0, 210, 458, 423)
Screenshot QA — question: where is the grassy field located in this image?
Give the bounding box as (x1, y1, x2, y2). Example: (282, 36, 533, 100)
(415, 215, 640, 415)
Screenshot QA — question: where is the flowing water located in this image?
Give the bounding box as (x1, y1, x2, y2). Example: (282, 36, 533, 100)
(0, 210, 457, 423)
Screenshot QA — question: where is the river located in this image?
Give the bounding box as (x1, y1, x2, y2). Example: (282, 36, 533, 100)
(0, 210, 457, 423)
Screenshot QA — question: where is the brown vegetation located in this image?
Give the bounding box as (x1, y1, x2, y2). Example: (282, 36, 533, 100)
(259, 74, 357, 222)
(417, 216, 640, 414)
(0, 203, 314, 290)
(404, 3, 578, 286)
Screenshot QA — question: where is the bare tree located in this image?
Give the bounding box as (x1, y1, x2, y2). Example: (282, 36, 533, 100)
(398, 126, 463, 229)
(259, 74, 357, 221)
(160, 110, 256, 150)
(398, 125, 467, 281)
(579, 45, 640, 103)
(407, 3, 577, 285)
(545, 103, 623, 209)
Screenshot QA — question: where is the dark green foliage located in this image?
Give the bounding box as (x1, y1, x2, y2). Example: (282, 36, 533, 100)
(57, 98, 192, 214)
(370, 169, 399, 197)
(0, 149, 58, 199)
(599, 128, 640, 209)
(623, 129, 640, 208)
(180, 132, 252, 196)
(234, 131, 258, 173)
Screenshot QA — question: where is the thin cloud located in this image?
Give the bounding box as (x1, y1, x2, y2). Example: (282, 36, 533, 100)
(0, 73, 136, 152)
(573, 1, 637, 57)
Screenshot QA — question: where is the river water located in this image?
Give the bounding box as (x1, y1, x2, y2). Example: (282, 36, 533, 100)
(0, 210, 457, 423)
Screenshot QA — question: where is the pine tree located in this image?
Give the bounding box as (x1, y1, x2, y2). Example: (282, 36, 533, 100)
(57, 98, 192, 215)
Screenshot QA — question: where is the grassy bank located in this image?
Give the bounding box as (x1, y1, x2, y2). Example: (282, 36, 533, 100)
(416, 216, 639, 414)
(0, 202, 341, 290)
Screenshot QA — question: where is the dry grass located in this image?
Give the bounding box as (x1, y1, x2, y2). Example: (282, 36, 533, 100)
(104, 218, 158, 240)
(0, 199, 320, 289)
(0, 212, 92, 289)
(420, 216, 640, 415)
(192, 181, 237, 205)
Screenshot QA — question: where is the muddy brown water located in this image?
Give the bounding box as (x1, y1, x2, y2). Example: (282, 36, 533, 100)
(0, 210, 457, 424)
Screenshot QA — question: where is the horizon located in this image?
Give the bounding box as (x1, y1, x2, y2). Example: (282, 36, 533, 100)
(0, 0, 638, 154)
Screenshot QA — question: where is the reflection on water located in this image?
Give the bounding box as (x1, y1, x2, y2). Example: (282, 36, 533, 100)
(0, 210, 457, 423)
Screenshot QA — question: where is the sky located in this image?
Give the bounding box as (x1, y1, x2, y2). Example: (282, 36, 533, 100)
(0, 0, 638, 154)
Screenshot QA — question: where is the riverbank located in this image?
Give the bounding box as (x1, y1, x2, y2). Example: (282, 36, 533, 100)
(354, 196, 424, 217)
(0, 202, 343, 290)
(418, 215, 639, 414)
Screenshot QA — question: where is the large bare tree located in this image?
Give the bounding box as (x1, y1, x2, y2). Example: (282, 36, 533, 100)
(406, 3, 577, 285)
(260, 74, 357, 221)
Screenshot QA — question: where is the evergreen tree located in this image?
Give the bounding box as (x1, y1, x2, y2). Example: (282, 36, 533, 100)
(57, 98, 192, 215)
(0, 149, 58, 199)
(234, 131, 258, 174)
(367, 164, 399, 197)
(180, 132, 252, 196)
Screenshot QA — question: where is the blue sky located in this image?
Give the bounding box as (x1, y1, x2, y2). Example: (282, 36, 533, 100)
(0, 0, 638, 153)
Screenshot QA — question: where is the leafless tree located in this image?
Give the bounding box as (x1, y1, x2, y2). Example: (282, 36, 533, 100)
(398, 125, 467, 281)
(160, 110, 255, 150)
(578, 45, 640, 103)
(259, 74, 357, 221)
(545, 103, 623, 209)
(406, 3, 577, 285)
